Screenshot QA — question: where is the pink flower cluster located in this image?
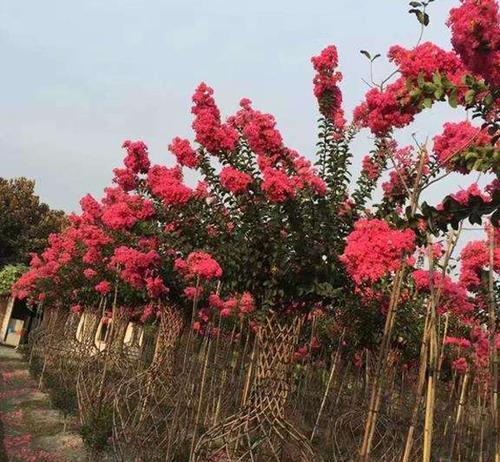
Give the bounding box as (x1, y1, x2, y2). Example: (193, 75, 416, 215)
(353, 79, 416, 136)
(110, 246, 160, 289)
(229, 99, 326, 201)
(388, 42, 465, 82)
(219, 166, 252, 194)
(168, 137, 199, 168)
(311, 45, 346, 129)
(449, 183, 491, 206)
(459, 238, 500, 290)
(448, 0, 500, 87)
(191, 82, 238, 154)
(147, 165, 192, 206)
(122, 140, 151, 174)
(101, 187, 155, 230)
(340, 219, 416, 286)
(433, 121, 493, 171)
(208, 291, 255, 317)
(354, 42, 468, 135)
(412, 269, 473, 315)
(175, 251, 222, 280)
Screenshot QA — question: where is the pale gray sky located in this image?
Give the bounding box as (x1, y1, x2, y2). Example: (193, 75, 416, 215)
(0, 0, 493, 244)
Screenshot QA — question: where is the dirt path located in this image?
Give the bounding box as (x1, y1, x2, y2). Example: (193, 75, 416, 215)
(0, 345, 89, 462)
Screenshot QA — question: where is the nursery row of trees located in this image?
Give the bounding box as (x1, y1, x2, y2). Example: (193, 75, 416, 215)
(11, 0, 499, 460)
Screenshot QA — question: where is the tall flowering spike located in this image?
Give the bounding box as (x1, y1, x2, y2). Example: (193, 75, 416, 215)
(340, 219, 416, 286)
(432, 121, 494, 173)
(121, 140, 151, 174)
(191, 82, 238, 154)
(447, 0, 500, 87)
(311, 45, 346, 129)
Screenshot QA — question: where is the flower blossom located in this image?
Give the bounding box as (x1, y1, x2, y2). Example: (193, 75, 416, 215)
(433, 121, 493, 172)
(175, 251, 222, 280)
(168, 137, 199, 168)
(219, 166, 252, 194)
(340, 219, 416, 286)
(311, 45, 346, 129)
(448, 0, 500, 87)
(122, 140, 150, 174)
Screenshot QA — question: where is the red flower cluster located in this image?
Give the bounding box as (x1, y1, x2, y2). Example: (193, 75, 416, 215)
(261, 168, 296, 202)
(112, 167, 138, 191)
(175, 251, 222, 280)
(459, 237, 500, 290)
(168, 137, 199, 168)
(340, 219, 416, 286)
(388, 42, 465, 82)
(110, 246, 160, 289)
(353, 79, 416, 136)
(448, 0, 500, 87)
(219, 166, 252, 194)
(433, 121, 492, 171)
(354, 43, 468, 135)
(191, 82, 238, 154)
(122, 140, 150, 174)
(311, 45, 346, 129)
(101, 187, 155, 230)
(449, 183, 491, 206)
(95, 280, 111, 295)
(412, 269, 473, 315)
(147, 165, 192, 206)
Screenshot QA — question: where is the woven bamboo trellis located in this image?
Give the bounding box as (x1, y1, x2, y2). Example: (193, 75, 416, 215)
(112, 305, 184, 461)
(194, 313, 318, 462)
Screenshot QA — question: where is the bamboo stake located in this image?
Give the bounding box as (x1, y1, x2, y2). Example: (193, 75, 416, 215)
(488, 229, 499, 462)
(310, 329, 345, 442)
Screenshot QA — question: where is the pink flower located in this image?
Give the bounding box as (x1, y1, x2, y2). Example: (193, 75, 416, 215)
(184, 286, 203, 300)
(340, 219, 416, 286)
(145, 276, 168, 298)
(191, 82, 238, 153)
(122, 140, 150, 174)
(239, 292, 255, 314)
(450, 183, 491, 206)
(168, 137, 199, 168)
(95, 280, 111, 295)
(110, 247, 160, 289)
(83, 268, 97, 279)
(433, 121, 492, 171)
(113, 167, 138, 191)
(176, 251, 222, 280)
(147, 165, 192, 206)
(70, 304, 81, 314)
(452, 357, 468, 374)
(311, 45, 345, 129)
(448, 0, 500, 86)
(261, 168, 296, 202)
(219, 166, 252, 194)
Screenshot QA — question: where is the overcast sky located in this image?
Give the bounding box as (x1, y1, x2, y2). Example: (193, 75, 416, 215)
(0, 0, 493, 249)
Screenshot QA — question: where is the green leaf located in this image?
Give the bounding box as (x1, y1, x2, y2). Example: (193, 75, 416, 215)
(409, 1, 422, 6)
(464, 89, 475, 105)
(448, 88, 458, 108)
(423, 97, 433, 108)
(360, 50, 371, 60)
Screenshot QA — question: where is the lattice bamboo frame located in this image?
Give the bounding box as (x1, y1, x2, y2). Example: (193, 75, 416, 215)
(194, 313, 318, 462)
(112, 305, 184, 461)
